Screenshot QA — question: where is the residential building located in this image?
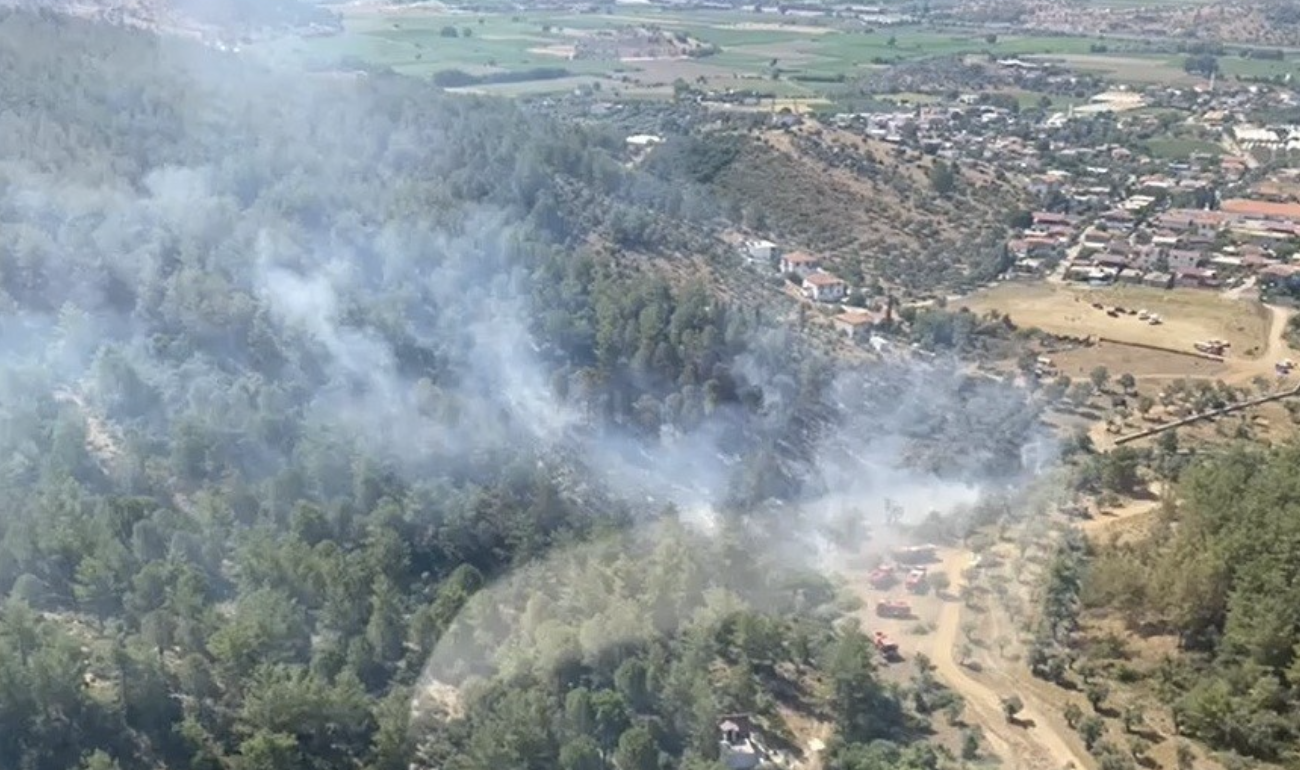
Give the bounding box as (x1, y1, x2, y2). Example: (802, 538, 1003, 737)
(833, 309, 888, 341)
(1142, 271, 1173, 289)
(802, 272, 847, 303)
(1174, 266, 1216, 288)
(1166, 249, 1205, 271)
(1221, 198, 1300, 224)
(780, 251, 821, 276)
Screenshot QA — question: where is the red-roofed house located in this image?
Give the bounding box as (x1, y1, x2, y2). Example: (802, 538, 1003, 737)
(1259, 264, 1300, 285)
(780, 251, 821, 277)
(833, 310, 888, 341)
(1032, 211, 1073, 227)
(1221, 199, 1300, 223)
(803, 272, 847, 303)
(1174, 266, 1216, 288)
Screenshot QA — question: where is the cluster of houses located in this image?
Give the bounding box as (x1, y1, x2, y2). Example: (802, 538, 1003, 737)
(741, 238, 894, 343)
(742, 239, 852, 304)
(1039, 194, 1300, 289)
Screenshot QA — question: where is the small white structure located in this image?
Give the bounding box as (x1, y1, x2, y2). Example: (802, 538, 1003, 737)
(742, 239, 779, 265)
(625, 134, 663, 148)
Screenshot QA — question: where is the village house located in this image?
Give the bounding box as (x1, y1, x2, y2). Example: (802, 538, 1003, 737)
(1179, 231, 1216, 252)
(1221, 198, 1300, 225)
(1031, 211, 1074, 229)
(1080, 228, 1111, 249)
(1120, 194, 1157, 214)
(833, 309, 888, 341)
(1156, 208, 1224, 237)
(1100, 208, 1137, 230)
(1066, 265, 1117, 284)
(1241, 252, 1279, 271)
(780, 251, 821, 277)
(1012, 257, 1045, 277)
(1094, 253, 1129, 271)
(1173, 266, 1216, 288)
(802, 272, 847, 303)
(1258, 263, 1300, 287)
(1151, 231, 1180, 249)
(1166, 249, 1206, 271)
(1142, 271, 1173, 289)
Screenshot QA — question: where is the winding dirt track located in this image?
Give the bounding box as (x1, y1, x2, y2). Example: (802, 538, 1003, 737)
(849, 548, 1090, 770)
(923, 551, 1090, 770)
(1222, 303, 1294, 384)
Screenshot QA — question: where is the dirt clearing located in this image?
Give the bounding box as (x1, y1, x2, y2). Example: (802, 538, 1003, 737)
(1045, 342, 1230, 381)
(960, 283, 1269, 360)
(717, 22, 835, 34)
(845, 548, 1092, 770)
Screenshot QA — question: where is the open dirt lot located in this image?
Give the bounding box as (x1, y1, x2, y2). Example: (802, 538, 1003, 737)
(845, 547, 1093, 770)
(1045, 342, 1230, 381)
(960, 283, 1270, 360)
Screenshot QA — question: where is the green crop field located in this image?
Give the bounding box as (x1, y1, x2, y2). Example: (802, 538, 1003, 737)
(1219, 55, 1300, 81)
(1142, 136, 1223, 159)
(250, 5, 1228, 97)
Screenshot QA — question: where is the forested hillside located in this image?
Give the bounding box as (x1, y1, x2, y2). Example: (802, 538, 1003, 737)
(0, 0, 338, 35)
(0, 9, 1048, 770)
(644, 128, 1024, 293)
(1084, 445, 1300, 762)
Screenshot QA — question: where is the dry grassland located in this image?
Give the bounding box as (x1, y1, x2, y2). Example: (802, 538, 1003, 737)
(960, 283, 1270, 359)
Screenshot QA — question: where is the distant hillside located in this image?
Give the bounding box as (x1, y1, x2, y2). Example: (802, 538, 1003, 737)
(648, 126, 1025, 294)
(0, 0, 339, 36)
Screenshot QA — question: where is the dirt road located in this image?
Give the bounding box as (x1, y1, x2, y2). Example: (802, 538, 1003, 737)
(924, 551, 1090, 770)
(849, 549, 1090, 770)
(1223, 303, 1294, 384)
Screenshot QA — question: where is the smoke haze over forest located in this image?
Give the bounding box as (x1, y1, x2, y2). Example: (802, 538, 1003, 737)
(0, 9, 1064, 770)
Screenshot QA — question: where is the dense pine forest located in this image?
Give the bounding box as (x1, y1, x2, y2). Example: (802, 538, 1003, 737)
(0, 8, 1055, 770)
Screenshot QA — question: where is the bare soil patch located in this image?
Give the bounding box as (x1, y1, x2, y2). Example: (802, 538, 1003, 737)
(717, 22, 835, 35)
(528, 44, 575, 58)
(624, 58, 747, 83)
(960, 283, 1269, 360)
(1045, 342, 1230, 381)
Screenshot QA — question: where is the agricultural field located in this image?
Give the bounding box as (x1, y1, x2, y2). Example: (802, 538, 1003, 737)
(1140, 136, 1223, 159)
(250, 4, 1207, 96)
(958, 283, 1271, 359)
(1021, 53, 1201, 84)
(1219, 54, 1300, 81)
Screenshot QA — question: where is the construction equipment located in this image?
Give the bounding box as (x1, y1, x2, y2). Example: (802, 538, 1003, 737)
(875, 599, 913, 619)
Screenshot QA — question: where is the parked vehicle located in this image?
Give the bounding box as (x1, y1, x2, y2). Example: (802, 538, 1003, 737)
(875, 599, 913, 619)
(873, 631, 901, 661)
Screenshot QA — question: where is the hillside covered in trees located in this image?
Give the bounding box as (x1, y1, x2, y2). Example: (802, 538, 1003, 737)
(1084, 445, 1300, 763)
(0, 8, 1052, 770)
